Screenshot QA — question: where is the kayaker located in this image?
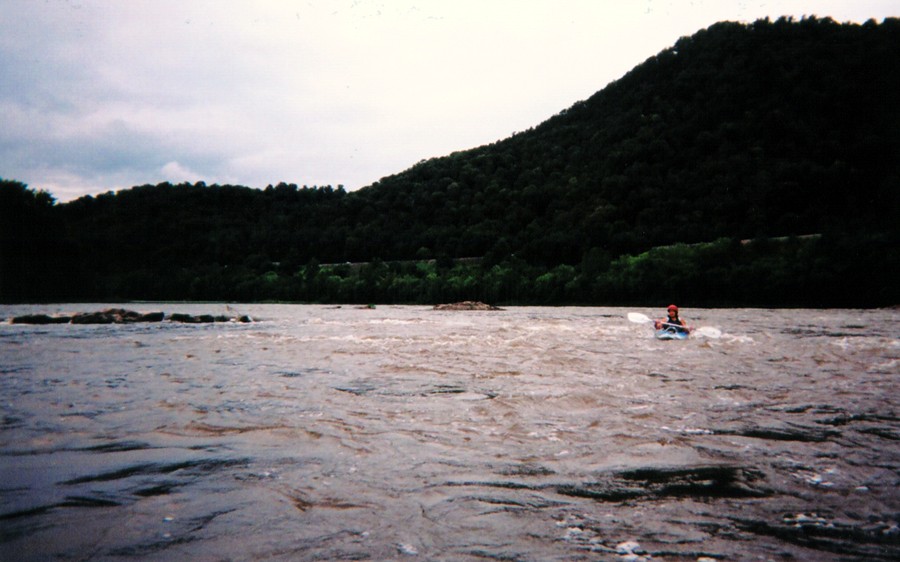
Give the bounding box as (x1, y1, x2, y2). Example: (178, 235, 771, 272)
(655, 304, 690, 333)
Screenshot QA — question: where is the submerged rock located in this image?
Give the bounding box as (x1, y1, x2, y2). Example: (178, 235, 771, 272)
(69, 311, 116, 324)
(168, 313, 252, 323)
(731, 513, 900, 560)
(714, 423, 839, 442)
(433, 301, 503, 311)
(556, 463, 769, 502)
(169, 313, 212, 323)
(70, 309, 164, 324)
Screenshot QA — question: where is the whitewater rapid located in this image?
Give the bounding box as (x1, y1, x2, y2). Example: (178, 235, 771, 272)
(1, 304, 897, 561)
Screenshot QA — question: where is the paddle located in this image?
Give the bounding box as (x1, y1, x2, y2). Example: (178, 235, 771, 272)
(626, 312, 653, 324)
(626, 312, 722, 339)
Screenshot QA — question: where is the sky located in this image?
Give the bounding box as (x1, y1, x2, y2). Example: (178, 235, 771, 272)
(1, 1, 896, 202)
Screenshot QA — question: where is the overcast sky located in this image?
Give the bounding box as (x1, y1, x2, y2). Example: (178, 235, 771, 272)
(1, 1, 896, 202)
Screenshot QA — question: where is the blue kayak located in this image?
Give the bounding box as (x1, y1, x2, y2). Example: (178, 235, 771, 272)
(655, 327, 690, 340)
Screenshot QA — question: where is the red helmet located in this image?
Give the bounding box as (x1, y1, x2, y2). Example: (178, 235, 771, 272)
(667, 304, 678, 312)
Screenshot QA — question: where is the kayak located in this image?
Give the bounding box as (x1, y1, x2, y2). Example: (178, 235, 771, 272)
(629, 312, 720, 339)
(655, 327, 690, 340)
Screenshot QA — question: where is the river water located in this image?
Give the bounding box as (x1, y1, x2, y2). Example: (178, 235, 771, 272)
(0, 304, 897, 561)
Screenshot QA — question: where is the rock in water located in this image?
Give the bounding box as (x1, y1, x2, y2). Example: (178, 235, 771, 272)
(10, 314, 72, 324)
(432, 301, 503, 311)
(11, 309, 251, 324)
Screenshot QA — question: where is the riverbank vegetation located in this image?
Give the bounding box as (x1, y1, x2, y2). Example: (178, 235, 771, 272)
(2, 17, 898, 306)
(61, 234, 881, 307)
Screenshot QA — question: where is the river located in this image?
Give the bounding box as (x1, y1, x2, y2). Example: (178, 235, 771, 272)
(1, 304, 898, 561)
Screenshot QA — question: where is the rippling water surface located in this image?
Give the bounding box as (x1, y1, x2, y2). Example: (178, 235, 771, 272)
(1, 304, 898, 561)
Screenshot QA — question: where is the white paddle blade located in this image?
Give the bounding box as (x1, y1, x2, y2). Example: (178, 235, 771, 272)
(695, 326, 722, 339)
(627, 312, 652, 324)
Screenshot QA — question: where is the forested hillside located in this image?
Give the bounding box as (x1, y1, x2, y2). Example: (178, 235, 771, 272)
(2, 17, 898, 306)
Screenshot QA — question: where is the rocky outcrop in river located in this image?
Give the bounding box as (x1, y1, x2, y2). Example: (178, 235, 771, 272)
(7, 308, 252, 325)
(433, 301, 503, 311)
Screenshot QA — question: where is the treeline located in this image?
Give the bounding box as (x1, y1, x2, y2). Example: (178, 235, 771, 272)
(3, 178, 895, 306)
(2, 17, 898, 306)
(130, 234, 892, 308)
(0, 181, 81, 302)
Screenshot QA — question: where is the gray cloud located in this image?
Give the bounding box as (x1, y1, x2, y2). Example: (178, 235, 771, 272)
(1, 0, 896, 201)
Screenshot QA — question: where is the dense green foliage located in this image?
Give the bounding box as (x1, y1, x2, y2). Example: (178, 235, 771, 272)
(0, 180, 81, 302)
(2, 17, 898, 306)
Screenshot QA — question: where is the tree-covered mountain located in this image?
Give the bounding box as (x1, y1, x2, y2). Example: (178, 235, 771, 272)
(356, 16, 898, 262)
(2, 17, 898, 305)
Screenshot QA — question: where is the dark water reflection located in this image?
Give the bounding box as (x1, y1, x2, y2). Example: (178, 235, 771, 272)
(1, 304, 898, 561)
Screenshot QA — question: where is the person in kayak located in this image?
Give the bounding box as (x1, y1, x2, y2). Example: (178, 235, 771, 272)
(655, 304, 691, 333)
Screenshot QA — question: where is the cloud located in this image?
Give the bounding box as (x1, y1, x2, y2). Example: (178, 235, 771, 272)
(160, 161, 204, 184)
